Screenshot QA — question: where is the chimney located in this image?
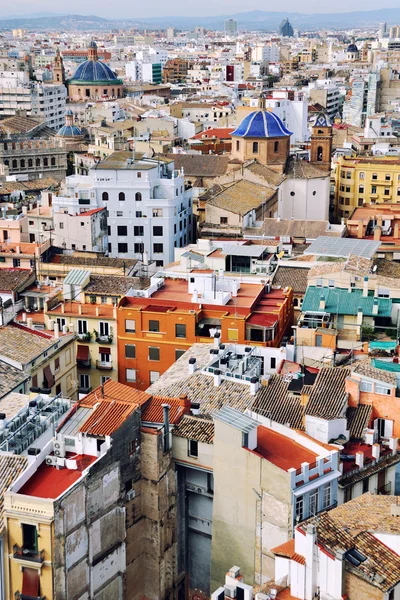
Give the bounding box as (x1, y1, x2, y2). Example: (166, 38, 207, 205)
(363, 276, 368, 297)
(213, 369, 222, 387)
(377, 214, 383, 228)
(192, 289, 199, 303)
(179, 394, 191, 414)
(214, 331, 221, 347)
(27, 317, 33, 329)
(372, 443, 380, 461)
(356, 307, 363, 326)
(374, 226, 381, 241)
(0, 413, 7, 429)
(357, 219, 363, 238)
(355, 451, 364, 469)
(250, 376, 259, 395)
(389, 437, 398, 455)
(53, 322, 60, 339)
(162, 403, 170, 452)
(188, 357, 197, 374)
(319, 295, 326, 310)
(372, 298, 379, 315)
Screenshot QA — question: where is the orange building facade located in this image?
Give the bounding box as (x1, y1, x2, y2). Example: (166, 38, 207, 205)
(117, 272, 293, 389)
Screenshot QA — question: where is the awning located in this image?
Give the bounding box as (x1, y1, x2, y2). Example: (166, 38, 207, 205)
(77, 345, 90, 360)
(22, 567, 39, 597)
(99, 347, 111, 354)
(43, 364, 55, 389)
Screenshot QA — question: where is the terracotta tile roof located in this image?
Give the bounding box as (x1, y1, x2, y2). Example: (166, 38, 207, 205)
(292, 553, 306, 565)
(351, 360, 397, 385)
(53, 254, 138, 269)
(141, 395, 190, 424)
(346, 405, 372, 439)
(84, 275, 150, 295)
(305, 368, 350, 420)
(0, 268, 33, 292)
(0, 454, 28, 534)
(263, 219, 337, 240)
(0, 324, 57, 365)
(271, 538, 295, 558)
(0, 361, 29, 399)
(206, 179, 277, 215)
(191, 127, 234, 140)
(167, 153, 231, 178)
(351, 531, 400, 591)
(81, 379, 150, 408)
(79, 400, 138, 436)
(252, 376, 305, 429)
(173, 415, 214, 443)
(273, 266, 310, 294)
(246, 161, 284, 187)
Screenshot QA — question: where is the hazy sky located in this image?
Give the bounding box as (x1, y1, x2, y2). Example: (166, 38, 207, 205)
(2, 0, 399, 19)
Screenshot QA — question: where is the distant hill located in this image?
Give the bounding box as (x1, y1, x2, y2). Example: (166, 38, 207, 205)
(2, 8, 400, 32)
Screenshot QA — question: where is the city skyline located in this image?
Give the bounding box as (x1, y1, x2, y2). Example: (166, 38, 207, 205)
(1, 1, 400, 19)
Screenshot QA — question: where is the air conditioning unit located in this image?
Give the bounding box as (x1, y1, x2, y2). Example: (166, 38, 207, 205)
(224, 585, 236, 599)
(46, 456, 58, 466)
(54, 440, 65, 456)
(236, 583, 253, 600)
(126, 489, 135, 501)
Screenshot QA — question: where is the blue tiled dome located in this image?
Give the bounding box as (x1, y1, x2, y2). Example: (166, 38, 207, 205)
(347, 43, 358, 53)
(69, 60, 122, 85)
(57, 124, 83, 137)
(231, 110, 292, 138)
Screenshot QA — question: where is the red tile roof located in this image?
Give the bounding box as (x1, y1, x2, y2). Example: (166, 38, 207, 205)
(192, 127, 235, 140)
(271, 538, 295, 558)
(81, 379, 150, 407)
(80, 400, 138, 436)
(141, 395, 191, 424)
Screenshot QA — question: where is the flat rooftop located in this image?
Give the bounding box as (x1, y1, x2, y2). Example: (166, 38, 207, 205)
(18, 453, 97, 499)
(254, 426, 318, 471)
(304, 237, 380, 259)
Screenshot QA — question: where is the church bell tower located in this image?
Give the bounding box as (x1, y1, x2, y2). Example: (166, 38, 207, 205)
(310, 112, 333, 171)
(53, 48, 65, 84)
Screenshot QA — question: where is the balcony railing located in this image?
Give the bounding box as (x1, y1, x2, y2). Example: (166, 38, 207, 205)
(95, 335, 113, 344)
(13, 544, 45, 563)
(96, 360, 113, 370)
(77, 357, 91, 368)
(15, 591, 45, 600)
(77, 332, 92, 342)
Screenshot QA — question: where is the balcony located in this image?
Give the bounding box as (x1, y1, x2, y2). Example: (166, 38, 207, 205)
(15, 592, 45, 600)
(95, 335, 113, 344)
(77, 332, 92, 342)
(13, 545, 44, 564)
(96, 360, 113, 370)
(77, 357, 91, 368)
(78, 385, 92, 395)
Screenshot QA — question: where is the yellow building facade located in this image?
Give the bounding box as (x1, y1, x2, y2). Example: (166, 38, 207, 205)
(335, 156, 400, 219)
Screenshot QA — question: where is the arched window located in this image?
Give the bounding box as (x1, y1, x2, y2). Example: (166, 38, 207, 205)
(51, 157, 56, 166)
(317, 146, 323, 161)
(20, 159, 25, 168)
(12, 159, 17, 169)
(102, 191, 109, 202)
(135, 192, 142, 202)
(44, 157, 48, 167)
(293, 298, 299, 308)
(119, 192, 125, 201)
(236, 140, 240, 151)
(36, 158, 41, 167)
(252, 141, 259, 154)
(4, 159, 9, 166)
(28, 158, 33, 168)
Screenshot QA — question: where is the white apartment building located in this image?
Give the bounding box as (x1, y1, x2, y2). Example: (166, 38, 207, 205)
(307, 80, 342, 121)
(94, 153, 192, 265)
(0, 71, 67, 130)
(248, 90, 309, 142)
(251, 42, 281, 62)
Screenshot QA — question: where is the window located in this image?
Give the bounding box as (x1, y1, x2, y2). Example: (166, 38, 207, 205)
(188, 439, 198, 458)
(153, 226, 163, 236)
(136, 211, 142, 218)
(252, 141, 259, 154)
(102, 191, 109, 202)
(125, 344, 136, 358)
(309, 490, 318, 516)
(134, 226, 144, 236)
(346, 186, 350, 193)
(236, 140, 240, 151)
(135, 192, 142, 202)
(317, 145, 323, 161)
(134, 243, 144, 253)
(274, 140, 279, 153)
(295, 496, 304, 521)
(101, 296, 107, 304)
(346, 171, 351, 179)
(59, 222, 64, 229)
(28, 158, 33, 168)
(360, 381, 373, 392)
(149, 320, 159, 332)
(125, 319, 136, 333)
(126, 368, 136, 382)
(358, 185, 364, 193)
(77, 320, 88, 334)
(344, 486, 352, 503)
(99, 321, 110, 337)
(375, 385, 391, 395)
(13, 259, 20, 267)
(153, 208, 163, 217)
(372, 173, 378, 180)
(384, 188, 390, 196)
(22, 524, 38, 552)
(118, 243, 128, 253)
(116, 211, 123, 217)
(79, 373, 90, 389)
(362, 478, 369, 493)
(270, 357, 276, 369)
(149, 347, 160, 361)
(371, 185, 377, 194)
(358, 198, 364, 206)
(119, 192, 125, 201)
(323, 483, 331, 508)
(153, 243, 163, 253)
(57, 317, 66, 329)
(220, 217, 228, 225)
(150, 370, 160, 383)
(175, 323, 186, 338)
(117, 225, 128, 236)
(175, 349, 185, 360)
(385, 173, 391, 181)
